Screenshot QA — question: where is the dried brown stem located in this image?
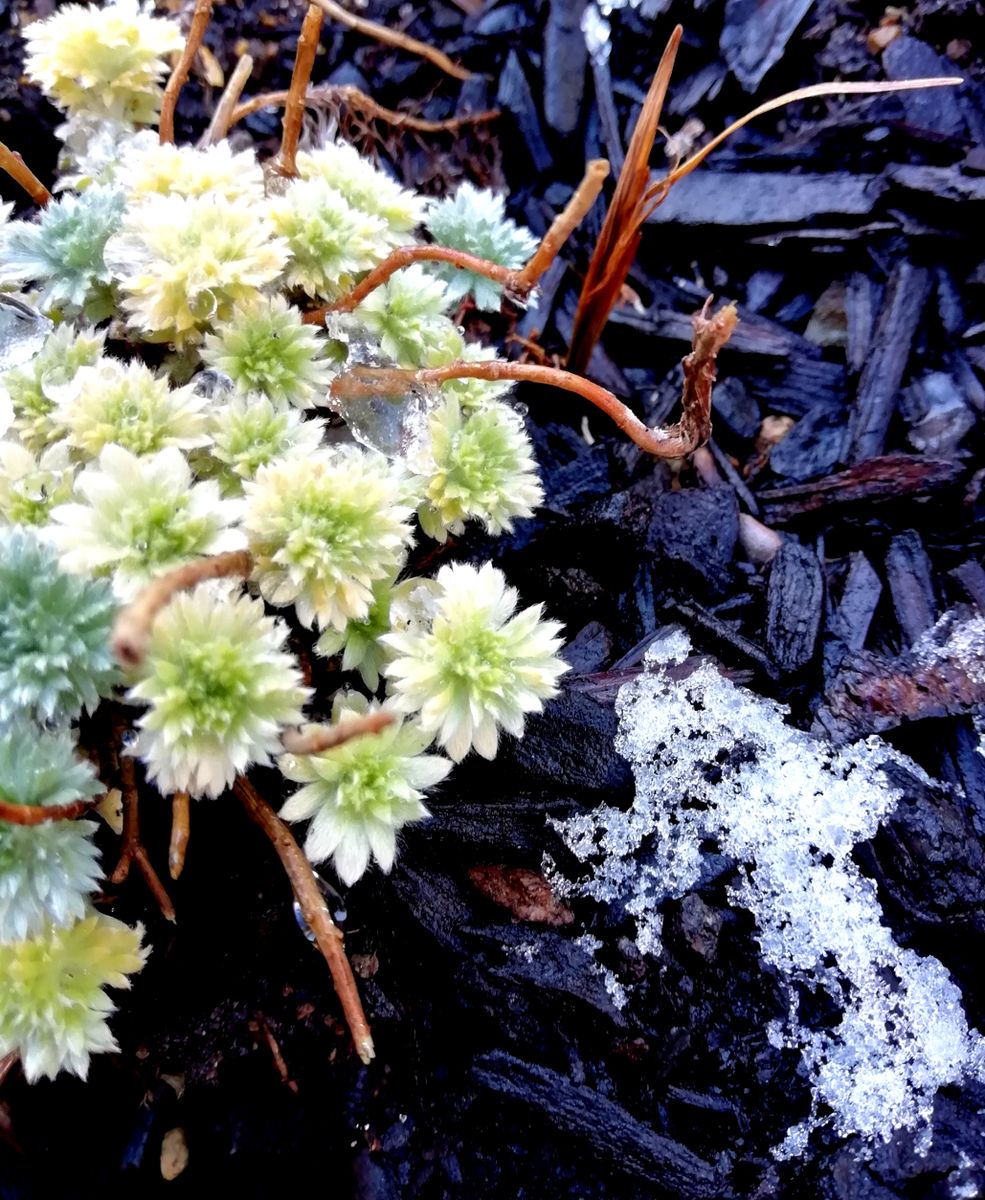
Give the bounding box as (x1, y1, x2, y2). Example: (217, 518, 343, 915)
(229, 84, 498, 134)
(0, 1052, 18, 1090)
(281, 712, 394, 756)
(169, 792, 191, 880)
(310, 0, 470, 82)
(276, 5, 323, 176)
(0, 141, 51, 206)
(234, 776, 374, 1064)
(332, 301, 737, 458)
(514, 159, 609, 290)
(159, 0, 216, 144)
(303, 245, 515, 322)
(303, 159, 609, 325)
(0, 795, 98, 826)
(111, 726, 176, 923)
(567, 26, 682, 375)
(112, 550, 254, 667)
(201, 52, 254, 145)
(259, 1018, 299, 1092)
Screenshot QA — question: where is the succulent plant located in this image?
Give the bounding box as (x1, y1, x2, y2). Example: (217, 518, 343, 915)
(424, 182, 537, 311)
(204, 395, 325, 494)
(243, 446, 415, 631)
(127, 583, 310, 798)
(0, 722, 103, 943)
(352, 265, 451, 366)
(279, 693, 449, 885)
(202, 294, 334, 409)
(296, 140, 426, 242)
(3, 186, 126, 318)
(1, 323, 106, 454)
(0, 440, 76, 527)
(267, 176, 390, 300)
(105, 193, 289, 345)
(22, 0, 184, 125)
(57, 356, 211, 459)
(0, 913, 146, 1082)
(0, 525, 117, 724)
(48, 443, 245, 600)
(417, 398, 543, 541)
(383, 562, 567, 760)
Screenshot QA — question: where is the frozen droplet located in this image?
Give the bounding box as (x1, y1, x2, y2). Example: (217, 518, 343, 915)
(333, 381, 440, 475)
(0, 294, 52, 372)
(191, 368, 235, 402)
(293, 899, 317, 943)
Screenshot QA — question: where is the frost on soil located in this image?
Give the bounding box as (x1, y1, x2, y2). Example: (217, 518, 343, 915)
(552, 629, 985, 1158)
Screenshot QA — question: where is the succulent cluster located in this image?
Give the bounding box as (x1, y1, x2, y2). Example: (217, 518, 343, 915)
(1, 0, 568, 1081)
(0, 526, 145, 1081)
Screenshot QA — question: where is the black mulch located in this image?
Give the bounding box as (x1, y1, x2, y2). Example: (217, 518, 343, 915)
(2, 0, 985, 1196)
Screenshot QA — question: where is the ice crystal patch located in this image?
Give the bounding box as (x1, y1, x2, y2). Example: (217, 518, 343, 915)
(552, 629, 985, 1157)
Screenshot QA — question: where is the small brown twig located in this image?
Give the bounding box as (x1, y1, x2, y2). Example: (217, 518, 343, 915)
(513, 158, 609, 291)
(159, 0, 216, 144)
(275, 4, 323, 176)
(281, 712, 394, 756)
(258, 1018, 299, 1093)
(331, 301, 737, 459)
(0, 141, 51, 207)
(0, 795, 99, 826)
(303, 159, 609, 326)
(234, 776, 374, 1064)
(303, 245, 516, 322)
(229, 84, 498, 135)
(201, 52, 254, 145)
(0, 1053, 18, 1090)
(169, 792, 191, 880)
(111, 723, 176, 923)
(111, 550, 254, 668)
(310, 0, 470, 82)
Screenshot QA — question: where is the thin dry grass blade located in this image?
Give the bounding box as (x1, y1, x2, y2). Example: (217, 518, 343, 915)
(566, 25, 682, 374)
(645, 76, 962, 209)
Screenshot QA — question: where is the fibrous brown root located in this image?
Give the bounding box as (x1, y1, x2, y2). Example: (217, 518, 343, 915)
(229, 84, 498, 135)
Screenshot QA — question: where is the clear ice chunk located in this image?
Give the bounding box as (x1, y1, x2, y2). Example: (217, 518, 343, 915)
(0, 294, 53, 372)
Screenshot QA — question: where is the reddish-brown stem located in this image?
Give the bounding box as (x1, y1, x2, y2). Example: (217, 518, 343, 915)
(112, 550, 254, 667)
(259, 1018, 299, 1092)
(276, 4, 323, 177)
(234, 776, 374, 1063)
(0, 795, 98, 826)
(111, 728, 176, 923)
(229, 84, 498, 134)
(310, 0, 470, 82)
(169, 792, 191, 880)
(331, 301, 737, 458)
(0, 141, 50, 206)
(303, 159, 608, 326)
(201, 52, 254, 145)
(0, 1052, 18, 1090)
(159, 0, 216, 144)
(514, 158, 609, 290)
(303, 246, 515, 323)
(281, 712, 394, 756)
